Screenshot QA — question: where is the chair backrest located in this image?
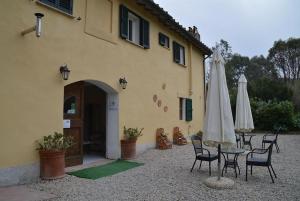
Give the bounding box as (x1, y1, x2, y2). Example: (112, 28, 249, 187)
(191, 135, 203, 155)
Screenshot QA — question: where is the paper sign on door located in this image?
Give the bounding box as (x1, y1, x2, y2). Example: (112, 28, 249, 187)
(63, 119, 71, 128)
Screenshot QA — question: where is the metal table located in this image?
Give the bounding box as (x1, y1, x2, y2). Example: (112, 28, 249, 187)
(221, 148, 245, 178)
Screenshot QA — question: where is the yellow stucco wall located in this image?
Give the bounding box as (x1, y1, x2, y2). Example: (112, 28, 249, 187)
(0, 0, 207, 168)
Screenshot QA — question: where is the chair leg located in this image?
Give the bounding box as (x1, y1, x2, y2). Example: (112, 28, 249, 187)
(246, 165, 248, 181)
(237, 164, 241, 175)
(198, 160, 202, 169)
(270, 164, 277, 178)
(267, 166, 275, 183)
(190, 159, 197, 172)
(275, 143, 280, 153)
(234, 164, 237, 178)
(251, 165, 253, 175)
(209, 161, 211, 176)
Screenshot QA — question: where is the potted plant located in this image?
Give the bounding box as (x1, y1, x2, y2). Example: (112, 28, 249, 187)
(121, 126, 143, 159)
(37, 132, 73, 180)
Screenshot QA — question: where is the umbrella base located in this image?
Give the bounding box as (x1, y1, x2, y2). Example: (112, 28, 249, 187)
(204, 177, 234, 189)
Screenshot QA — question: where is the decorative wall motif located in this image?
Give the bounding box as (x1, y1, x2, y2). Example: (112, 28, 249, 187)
(153, 83, 169, 112)
(157, 100, 162, 107)
(163, 106, 168, 112)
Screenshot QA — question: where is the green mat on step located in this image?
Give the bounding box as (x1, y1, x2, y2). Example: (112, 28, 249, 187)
(67, 160, 144, 180)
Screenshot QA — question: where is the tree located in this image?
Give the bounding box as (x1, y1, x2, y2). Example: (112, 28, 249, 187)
(268, 38, 300, 82)
(211, 39, 233, 62)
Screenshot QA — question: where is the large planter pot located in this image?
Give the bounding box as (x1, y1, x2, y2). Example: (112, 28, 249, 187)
(39, 150, 66, 180)
(121, 138, 137, 159)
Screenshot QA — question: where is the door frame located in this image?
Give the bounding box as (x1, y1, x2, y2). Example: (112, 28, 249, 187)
(85, 80, 120, 159)
(64, 80, 120, 161)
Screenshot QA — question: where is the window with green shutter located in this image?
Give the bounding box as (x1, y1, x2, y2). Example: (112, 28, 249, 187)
(185, 98, 193, 121)
(39, 0, 73, 14)
(119, 5, 150, 49)
(173, 41, 185, 65)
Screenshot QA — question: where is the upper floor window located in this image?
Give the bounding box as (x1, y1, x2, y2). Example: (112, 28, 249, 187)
(173, 41, 185, 65)
(120, 5, 150, 49)
(39, 0, 73, 14)
(159, 33, 169, 48)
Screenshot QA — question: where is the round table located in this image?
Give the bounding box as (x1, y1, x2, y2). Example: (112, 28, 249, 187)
(221, 148, 245, 178)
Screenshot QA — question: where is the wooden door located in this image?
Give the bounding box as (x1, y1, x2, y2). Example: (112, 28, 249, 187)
(63, 81, 84, 167)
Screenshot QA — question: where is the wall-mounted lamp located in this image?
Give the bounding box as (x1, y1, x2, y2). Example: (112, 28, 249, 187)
(119, 77, 128, 89)
(60, 65, 70, 80)
(21, 13, 44, 37)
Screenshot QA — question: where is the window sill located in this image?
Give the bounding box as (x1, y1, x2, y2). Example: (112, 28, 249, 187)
(36, 1, 76, 18)
(160, 45, 170, 50)
(174, 62, 187, 68)
(125, 39, 147, 49)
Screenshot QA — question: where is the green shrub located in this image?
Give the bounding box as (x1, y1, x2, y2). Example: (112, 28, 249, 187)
(292, 113, 300, 130)
(250, 99, 297, 131)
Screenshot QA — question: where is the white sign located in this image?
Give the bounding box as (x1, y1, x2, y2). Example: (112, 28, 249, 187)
(63, 119, 71, 128)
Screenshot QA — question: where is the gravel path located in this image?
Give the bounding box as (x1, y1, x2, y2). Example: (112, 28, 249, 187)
(29, 134, 300, 201)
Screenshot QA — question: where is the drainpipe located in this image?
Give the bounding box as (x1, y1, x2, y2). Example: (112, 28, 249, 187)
(203, 55, 210, 113)
(188, 44, 193, 96)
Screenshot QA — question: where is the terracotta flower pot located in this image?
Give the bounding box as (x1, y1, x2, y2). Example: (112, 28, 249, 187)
(39, 150, 66, 180)
(121, 138, 137, 159)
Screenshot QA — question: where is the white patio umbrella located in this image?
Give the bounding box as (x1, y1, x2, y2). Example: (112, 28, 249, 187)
(203, 48, 236, 188)
(235, 74, 254, 132)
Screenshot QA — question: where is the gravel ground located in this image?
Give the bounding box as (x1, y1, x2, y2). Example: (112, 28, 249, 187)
(28, 134, 300, 201)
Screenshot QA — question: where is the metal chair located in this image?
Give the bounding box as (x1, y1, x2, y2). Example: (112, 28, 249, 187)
(241, 133, 253, 150)
(262, 131, 280, 153)
(246, 142, 277, 183)
(190, 135, 218, 176)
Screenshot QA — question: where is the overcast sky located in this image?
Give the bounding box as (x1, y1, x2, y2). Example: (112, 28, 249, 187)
(154, 0, 300, 58)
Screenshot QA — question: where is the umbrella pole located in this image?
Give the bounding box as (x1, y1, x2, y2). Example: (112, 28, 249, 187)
(218, 144, 221, 180)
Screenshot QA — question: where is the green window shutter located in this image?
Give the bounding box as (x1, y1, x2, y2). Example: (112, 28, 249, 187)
(119, 5, 128, 39)
(185, 98, 193, 121)
(173, 41, 180, 63)
(140, 19, 150, 48)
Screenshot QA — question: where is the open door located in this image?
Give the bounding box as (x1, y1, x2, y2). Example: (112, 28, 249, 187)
(63, 81, 84, 167)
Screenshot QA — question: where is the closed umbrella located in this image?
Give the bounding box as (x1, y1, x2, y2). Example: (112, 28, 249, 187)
(203, 48, 236, 188)
(235, 74, 254, 132)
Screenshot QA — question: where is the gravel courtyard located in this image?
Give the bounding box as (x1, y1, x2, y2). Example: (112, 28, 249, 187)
(29, 134, 300, 201)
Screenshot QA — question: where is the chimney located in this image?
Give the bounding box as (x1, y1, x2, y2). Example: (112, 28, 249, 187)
(192, 26, 200, 41)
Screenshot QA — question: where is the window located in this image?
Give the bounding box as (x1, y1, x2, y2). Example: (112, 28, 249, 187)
(128, 13, 140, 44)
(173, 41, 185, 65)
(64, 96, 76, 115)
(159, 33, 169, 48)
(120, 5, 150, 48)
(179, 98, 192, 121)
(39, 0, 73, 14)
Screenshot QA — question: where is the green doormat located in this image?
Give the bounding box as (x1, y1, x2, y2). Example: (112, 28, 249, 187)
(67, 160, 144, 180)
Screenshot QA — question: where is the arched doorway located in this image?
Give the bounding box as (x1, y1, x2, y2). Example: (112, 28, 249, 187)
(63, 80, 119, 167)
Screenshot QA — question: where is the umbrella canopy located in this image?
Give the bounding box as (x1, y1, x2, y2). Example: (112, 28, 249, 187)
(235, 74, 254, 132)
(203, 49, 236, 147)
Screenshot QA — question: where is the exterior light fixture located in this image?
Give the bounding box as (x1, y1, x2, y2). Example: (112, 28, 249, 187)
(119, 77, 128, 89)
(21, 13, 44, 37)
(60, 65, 70, 80)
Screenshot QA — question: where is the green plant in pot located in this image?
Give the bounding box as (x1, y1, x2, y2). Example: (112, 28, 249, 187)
(37, 132, 73, 180)
(121, 126, 144, 160)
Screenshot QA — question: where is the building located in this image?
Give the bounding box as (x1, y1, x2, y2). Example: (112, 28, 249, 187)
(0, 0, 212, 186)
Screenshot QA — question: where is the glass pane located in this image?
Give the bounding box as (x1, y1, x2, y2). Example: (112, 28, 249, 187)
(64, 96, 76, 114)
